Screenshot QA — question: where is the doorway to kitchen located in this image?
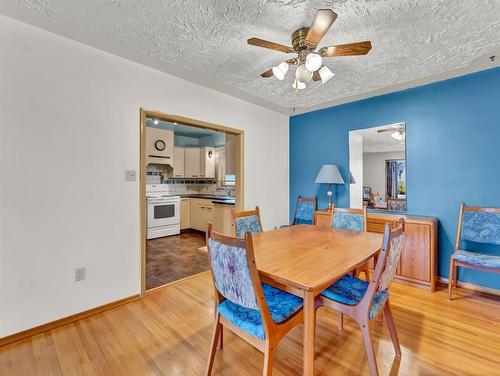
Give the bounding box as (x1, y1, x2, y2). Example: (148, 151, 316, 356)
(140, 109, 244, 294)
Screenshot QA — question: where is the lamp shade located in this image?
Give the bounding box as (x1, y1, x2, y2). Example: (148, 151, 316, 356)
(314, 164, 345, 184)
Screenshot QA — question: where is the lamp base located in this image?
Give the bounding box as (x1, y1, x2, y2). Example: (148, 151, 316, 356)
(327, 187, 333, 210)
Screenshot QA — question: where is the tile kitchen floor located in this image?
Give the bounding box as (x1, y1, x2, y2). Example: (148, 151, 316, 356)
(146, 230, 209, 290)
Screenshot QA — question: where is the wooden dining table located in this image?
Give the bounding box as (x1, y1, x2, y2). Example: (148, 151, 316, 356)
(251, 225, 383, 376)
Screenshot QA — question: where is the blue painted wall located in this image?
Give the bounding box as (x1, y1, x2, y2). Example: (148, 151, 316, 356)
(290, 67, 500, 289)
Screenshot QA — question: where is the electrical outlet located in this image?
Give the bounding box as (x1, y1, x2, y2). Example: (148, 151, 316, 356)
(124, 169, 137, 181)
(74, 267, 86, 282)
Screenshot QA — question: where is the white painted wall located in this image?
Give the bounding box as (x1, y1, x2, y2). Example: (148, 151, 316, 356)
(363, 151, 405, 197)
(0, 16, 289, 337)
(349, 133, 364, 208)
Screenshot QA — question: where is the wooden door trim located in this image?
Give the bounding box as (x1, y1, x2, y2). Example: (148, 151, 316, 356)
(139, 108, 244, 296)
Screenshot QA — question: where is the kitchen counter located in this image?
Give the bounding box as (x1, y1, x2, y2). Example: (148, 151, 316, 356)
(211, 199, 235, 205)
(181, 194, 234, 205)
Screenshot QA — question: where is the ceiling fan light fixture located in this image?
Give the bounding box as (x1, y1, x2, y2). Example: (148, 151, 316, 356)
(272, 61, 289, 80)
(305, 53, 323, 72)
(293, 79, 306, 90)
(319, 66, 335, 83)
(391, 131, 404, 141)
(295, 64, 313, 83)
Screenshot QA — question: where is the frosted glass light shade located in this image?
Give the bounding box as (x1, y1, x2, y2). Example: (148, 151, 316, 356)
(295, 64, 313, 83)
(315, 164, 344, 184)
(305, 53, 323, 72)
(292, 79, 306, 90)
(319, 66, 335, 83)
(272, 61, 289, 80)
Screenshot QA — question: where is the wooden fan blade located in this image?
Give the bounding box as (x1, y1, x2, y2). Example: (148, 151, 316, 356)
(247, 38, 293, 53)
(312, 71, 321, 81)
(305, 9, 337, 45)
(260, 68, 274, 78)
(320, 41, 372, 57)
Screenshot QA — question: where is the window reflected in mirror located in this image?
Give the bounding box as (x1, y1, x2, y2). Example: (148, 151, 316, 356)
(349, 123, 406, 212)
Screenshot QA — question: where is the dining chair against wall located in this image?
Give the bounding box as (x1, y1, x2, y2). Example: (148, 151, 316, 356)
(233, 206, 263, 238)
(448, 203, 500, 300)
(330, 207, 370, 280)
(205, 224, 304, 375)
(317, 219, 405, 376)
(387, 198, 407, 211)
(281, 196, 316, 227)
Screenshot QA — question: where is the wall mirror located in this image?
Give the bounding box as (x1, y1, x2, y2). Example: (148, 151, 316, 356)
(349, 122, 407, 212)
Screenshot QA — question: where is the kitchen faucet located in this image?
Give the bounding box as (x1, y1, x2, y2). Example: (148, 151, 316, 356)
(216, 186, 232, 196)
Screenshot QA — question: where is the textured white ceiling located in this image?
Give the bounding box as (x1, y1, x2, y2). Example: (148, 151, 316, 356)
(353, 123, 406, 153)
(10, 0, 500, 111)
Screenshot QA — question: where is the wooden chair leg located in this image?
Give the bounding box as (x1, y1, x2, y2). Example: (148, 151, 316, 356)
(384, 301, 401, 357)
(205, 314, 222, 376)
(338, 313, 344, 331)
(218, 327, 223, 350)
(448, 256, 455, 300)
(359, 321, 379, 376)
(263, 341, 275, 376)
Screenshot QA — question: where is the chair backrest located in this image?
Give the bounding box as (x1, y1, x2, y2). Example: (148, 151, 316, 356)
(293, 196, 316, 225)
(455, 203, 500, 250)
(367, 218, 405, 295)
(206, 224, 273, 336)
(387, 198, 407, 211)
(330, 207, 367, 232)
(233, 206, 263, 238)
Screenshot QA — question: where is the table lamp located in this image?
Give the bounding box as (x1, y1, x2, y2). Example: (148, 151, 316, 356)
(315, 164, 345, 210)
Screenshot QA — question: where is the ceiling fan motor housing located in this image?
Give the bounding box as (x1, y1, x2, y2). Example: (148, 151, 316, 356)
(292, 28, 314, 52)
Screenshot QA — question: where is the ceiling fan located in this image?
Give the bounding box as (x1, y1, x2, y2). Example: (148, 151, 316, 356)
(247, 9, 372, 90)
(378, 124, 405, 141)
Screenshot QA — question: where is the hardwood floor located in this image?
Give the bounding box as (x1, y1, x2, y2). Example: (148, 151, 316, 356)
(1, 272, 499, 375)
(146, 230, 208, 290)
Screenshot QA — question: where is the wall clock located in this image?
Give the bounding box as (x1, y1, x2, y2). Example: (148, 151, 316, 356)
(154, 139, 166, 151)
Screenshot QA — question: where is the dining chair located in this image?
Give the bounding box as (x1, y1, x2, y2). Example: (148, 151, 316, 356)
(387, 197, 407, 211)
(281, 196, 316, 227)
(205, 224, 304, 375)
(233, 206, 263, 237)
(330, 207, 370, 280)
(317, 218, 405, 376)
(448, 203, 500, 300)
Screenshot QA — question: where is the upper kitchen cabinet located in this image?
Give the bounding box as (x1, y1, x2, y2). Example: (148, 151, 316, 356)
(200, 147, 215, 178)
(225, 133, 236, 175)
(146, 127, 174, 166)
(183, 147, 215, 178)
(184, 147, 201, 178)
(173, 147, 185, 178)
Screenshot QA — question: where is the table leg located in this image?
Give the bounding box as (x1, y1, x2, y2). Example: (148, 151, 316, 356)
(303, 290, 315, 376)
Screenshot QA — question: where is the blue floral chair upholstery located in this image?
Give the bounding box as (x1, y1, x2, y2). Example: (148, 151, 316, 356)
(206, 227, 304, 375)
(331, 210, 365, 232)
(281, 196, 316, 227)
(234, 206, 263, 238)
(449, 204, 500, 299)
(317, 220, 405, 376)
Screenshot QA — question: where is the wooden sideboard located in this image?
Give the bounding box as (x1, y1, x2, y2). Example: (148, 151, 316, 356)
(315, 210, 438, 292)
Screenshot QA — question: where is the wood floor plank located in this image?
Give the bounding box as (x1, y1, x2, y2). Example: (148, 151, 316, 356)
(1, 272, 499, 375)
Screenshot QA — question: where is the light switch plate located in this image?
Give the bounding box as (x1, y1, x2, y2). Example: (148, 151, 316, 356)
(125, 169, 137, 181)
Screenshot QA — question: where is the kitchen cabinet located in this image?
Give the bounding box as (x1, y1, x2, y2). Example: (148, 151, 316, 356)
(190, 198, 214, 232)
(225, 134, 236, 175)
(314, 210, 438, 291)
(184, 147, 215, 179)
(200, 147, 215, 178)
(212, 202, 235, 236)
(146, 127, 174, 166)
(180, 198, 190, 230)
(184, 148, 201, 178)
(173, 147, 185, 178)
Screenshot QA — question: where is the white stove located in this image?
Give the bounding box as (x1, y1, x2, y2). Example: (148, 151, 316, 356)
(146, 185, 180, 239)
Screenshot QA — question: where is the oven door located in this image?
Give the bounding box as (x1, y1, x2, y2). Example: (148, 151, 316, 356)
(147, 198, 180, 228)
